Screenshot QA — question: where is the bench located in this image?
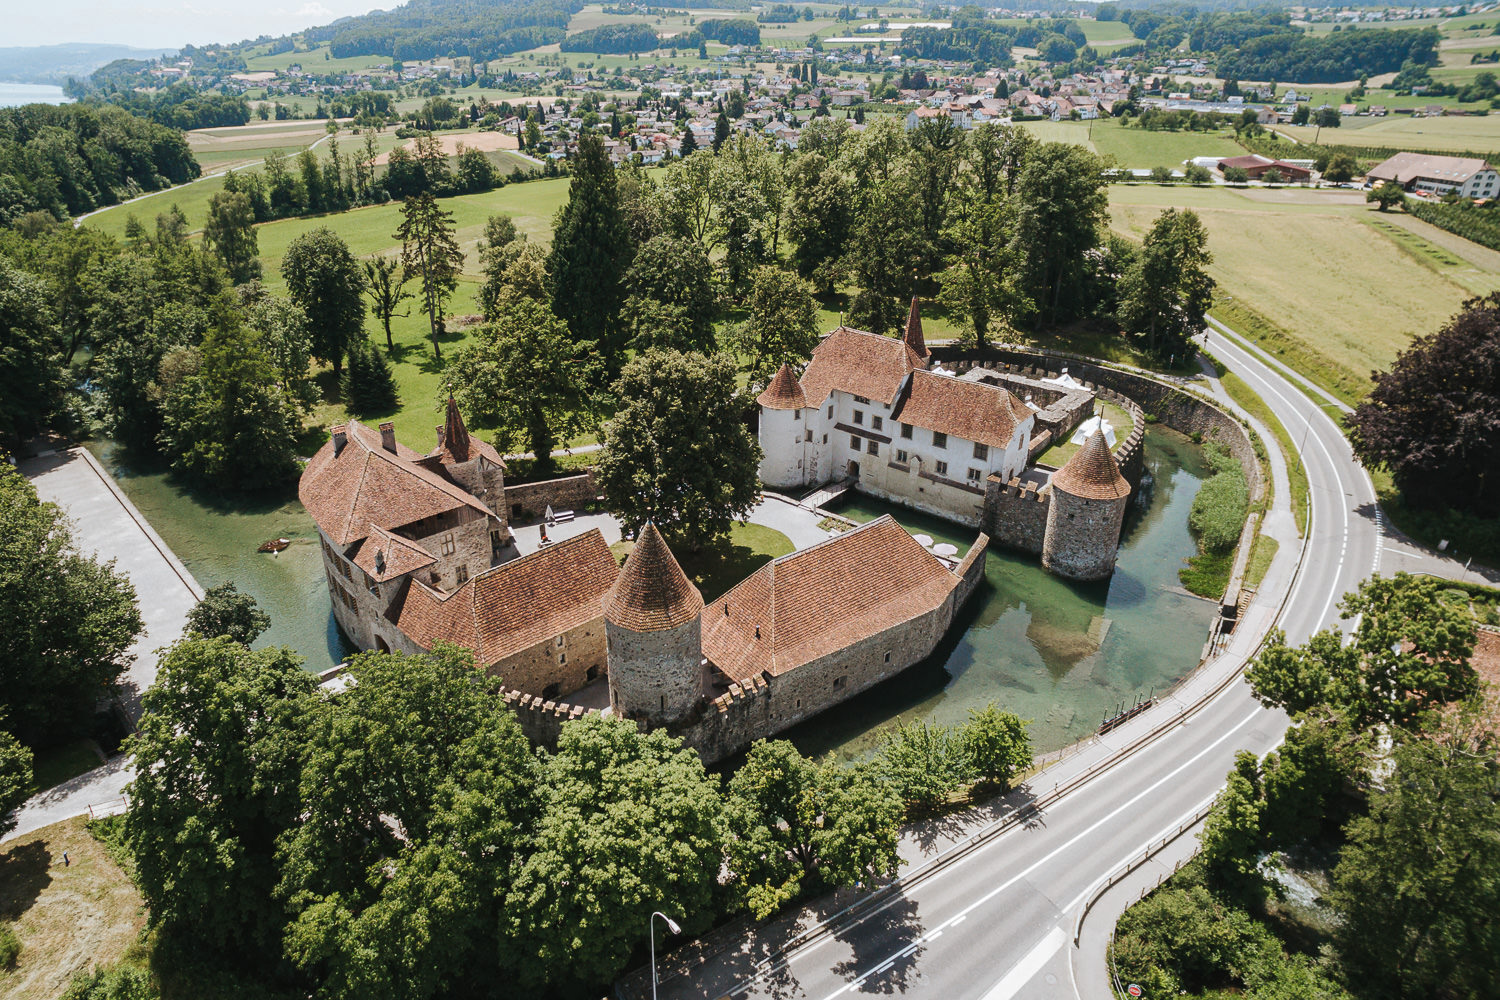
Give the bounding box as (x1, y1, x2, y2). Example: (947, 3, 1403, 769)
(551, 509, 576, 524)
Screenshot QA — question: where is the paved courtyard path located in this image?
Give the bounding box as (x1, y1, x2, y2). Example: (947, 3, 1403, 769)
(4, 448, 203, 843)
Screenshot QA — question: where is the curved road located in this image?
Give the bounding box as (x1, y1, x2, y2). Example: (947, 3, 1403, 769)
(652, 323, 1384, 1000)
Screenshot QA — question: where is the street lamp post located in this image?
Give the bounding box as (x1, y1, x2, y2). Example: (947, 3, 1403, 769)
(650, 910, 682, 1000)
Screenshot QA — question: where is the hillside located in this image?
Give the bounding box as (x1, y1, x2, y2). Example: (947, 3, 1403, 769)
(0, 43, 174, 84)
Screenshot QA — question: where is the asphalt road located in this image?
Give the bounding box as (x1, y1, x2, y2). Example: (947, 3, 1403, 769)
(654, 323, 1385, 1000)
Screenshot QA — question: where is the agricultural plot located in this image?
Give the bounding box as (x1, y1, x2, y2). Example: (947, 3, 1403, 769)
(242, 42, 392, 74)
(185, 119, 337, 171)
(1271, 113, 1500, 153)
(1109, 185, 1500, 400)
(1088, 119, 1243, 167)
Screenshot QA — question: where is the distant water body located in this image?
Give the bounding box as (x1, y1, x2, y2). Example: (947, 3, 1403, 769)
(0, 83, 73, 107)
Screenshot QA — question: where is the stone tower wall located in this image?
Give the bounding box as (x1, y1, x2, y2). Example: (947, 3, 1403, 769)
(606, 615, 704, 726)
(1042, 490, 1128, 582)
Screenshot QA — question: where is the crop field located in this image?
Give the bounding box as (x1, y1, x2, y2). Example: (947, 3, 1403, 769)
(185, 119, 338, 171)
(1270, 113, 1500, 153)
(1109, 185, 1500, 401)
(243, 42, 392, 74)
(1017, 119, 1095, 147)
(1087, 119, 1243, 167)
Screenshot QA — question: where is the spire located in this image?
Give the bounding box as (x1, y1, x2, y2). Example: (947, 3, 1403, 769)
(1051, 430, 1130, 501)
(605, 522, 704, 632)
(903, 296, 929, 358)
(438, 395, 472, 463)
(757, 364, 807, 410)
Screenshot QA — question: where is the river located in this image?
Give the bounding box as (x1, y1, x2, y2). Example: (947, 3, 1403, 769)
(86, 425, 1214, 758)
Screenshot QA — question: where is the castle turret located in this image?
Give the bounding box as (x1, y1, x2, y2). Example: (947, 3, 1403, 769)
(903, 296, 930, 360)
(605, 522, 705, 725)
(1042, 430, 1131, 582)
(431, 396, 507, 520)
(756, 364, 810, 489)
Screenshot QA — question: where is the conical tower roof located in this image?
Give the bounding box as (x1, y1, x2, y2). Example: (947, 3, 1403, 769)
(436, 395, 473, 463)
(903, 296, 929, 358)
(757, 364, 807, 410)
(1050, 430, 1130, 501)
(606, 522, 704, 632)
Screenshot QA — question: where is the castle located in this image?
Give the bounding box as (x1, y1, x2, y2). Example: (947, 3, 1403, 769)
(299, 398, 986, 763)
(756, 300, 1135, 582)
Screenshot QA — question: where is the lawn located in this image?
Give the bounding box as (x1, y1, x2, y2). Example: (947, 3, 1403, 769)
(1088, 118, 1244, 168)
(1220, 371, 1309, 535)
(610, 522, 795, 601)
(1036, 400, 1134, 468)
(0, 817, 147, 1000)
(28, 741, 103, 794)
(1109, 185, 1497, 402)
(243, 42, 392, 74)
(1270, 113, 1500, 153)
(1017, 118, 1096, 148)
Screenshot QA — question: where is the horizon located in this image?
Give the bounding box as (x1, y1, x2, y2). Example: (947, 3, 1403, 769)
(8, 0, 400, 51)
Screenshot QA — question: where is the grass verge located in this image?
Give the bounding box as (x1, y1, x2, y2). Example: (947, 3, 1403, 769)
(1369, 466, 1500, 569)
(1210, 297, 1369, 407)
(1245, 534, 1280, 589)
(1219, 371, 1310, 536)
(610, 522, 794, 602)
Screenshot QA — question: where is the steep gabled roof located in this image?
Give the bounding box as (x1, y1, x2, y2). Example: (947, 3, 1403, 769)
(1050, 430, 1130, 500)
(800, 327, 926, 407)
(903, 297, 929, 358)
(892, 370, 1031, 449)
(702, 516, 959, 682)
(299, 418, 493, 547)
(758, 364, 808, 410)
(431, 396, 507, 468)
(390, 529, 619, 666)
(349, 525, 437, 583)
(605, 522, 704, 633)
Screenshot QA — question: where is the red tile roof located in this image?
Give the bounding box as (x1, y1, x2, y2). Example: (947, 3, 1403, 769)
(758, 364, 808, 410)
(390, 529, 619, 665)
(1051, 430, 1130, 500)
(892, 371, 1031, 449)
(800, 327, 926, 407)
(903, 297, 929, 358)
(299, 418, 494, 547)
(702, 516, 960, 682)
(605, 522, 704, 632)
(350, 525, 437, 582)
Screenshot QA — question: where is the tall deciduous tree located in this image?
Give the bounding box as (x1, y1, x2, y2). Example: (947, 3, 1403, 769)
(734, 265, 820, 382)
(442, 296, 597, 472)
(363, 256, 412, 350)
(0, 463, 141, 745)
(127, 637, 315, 957)
(0, 254, 70, 452)
(506, 715, 724, 994)
(1118, 208, 1215, 362)
(623, 234, 719, 353)
(725, 740, 902, 919)
(185, 582, 270, 646)
(597, 349, 762, 549)
(1349, 292, 1500, 516)
(786, 151, 853, 293)
(1007, 142, 1109, 326)
(961, 703, 1032, 791)
(202, 190, 261, 285)
(878, 720, 975, 813)
(396, 193, 465, 360)
(281, 227, 366, 375)
(0, 725, 34, 838)
(1248, 573, 1478, 729)
(549, 131, 633, 371)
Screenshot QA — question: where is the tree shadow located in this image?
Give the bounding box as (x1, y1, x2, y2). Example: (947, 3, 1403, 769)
(829, 894, 926, 995)
(0, 840, 54, 919)
(315, 368, 343, 406)
(630, 908, 808, 1000)
(903, 782, 1041, 856)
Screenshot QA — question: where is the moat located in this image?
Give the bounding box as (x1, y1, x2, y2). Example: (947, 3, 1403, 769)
(87, 424, 1213, 759)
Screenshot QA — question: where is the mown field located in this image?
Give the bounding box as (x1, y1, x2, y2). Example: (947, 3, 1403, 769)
(1271, 113, 1500, 153)
(1088, 118, 1244, 167)
(1109, 185, 1500, 401)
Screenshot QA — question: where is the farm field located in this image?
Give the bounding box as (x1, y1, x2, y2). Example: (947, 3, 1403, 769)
(185, 119, 341, 171)
(1088, 119, 1243, 167)
(1109, 185, 1500, 401)
(242, 42, 392, 74)
(1270, 113, 1500, 152)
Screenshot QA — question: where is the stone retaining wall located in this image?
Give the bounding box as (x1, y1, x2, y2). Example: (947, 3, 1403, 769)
(501, 471, 599, 523)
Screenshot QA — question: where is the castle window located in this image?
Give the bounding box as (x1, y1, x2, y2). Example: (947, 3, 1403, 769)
(935, 460, 948, 476)
(932, 431, 948, 449)
(850, 435, 862, 450)
(853, 410, 864, 425)
(586, 665, 600, 681)
(822, 434, 828, 444)
(973, 442, 989, 460)
(901, 423, 913, 439)
(884, 651, 891, 663)
(967, 467, 982, 482)
(872, 415, 883, 431)
(455, 565, 469, 585)
(556, 635, 565, 647)
(558, 652, 566, 665)
(854, 395, 869, 404)
(661, 695, 667, 711)
(896, 449, 909, 463)
(833, 676, 846, 689)
(440, 532, 456, 556)
(805, 429, 813, 442)
(827, 406, 833, 418)
(867, 440, 878, 456)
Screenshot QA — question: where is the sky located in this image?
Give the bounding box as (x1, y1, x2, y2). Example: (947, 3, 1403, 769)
(9, 0, 399, 50)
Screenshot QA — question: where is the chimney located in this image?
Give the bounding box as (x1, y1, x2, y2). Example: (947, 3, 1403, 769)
(379, 421, 397, 454)
(331, 425, 348, 456)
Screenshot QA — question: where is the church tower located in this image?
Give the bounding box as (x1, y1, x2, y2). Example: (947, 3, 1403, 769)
(1043, 430, 1132, 581)
(605, 523, 706, 726)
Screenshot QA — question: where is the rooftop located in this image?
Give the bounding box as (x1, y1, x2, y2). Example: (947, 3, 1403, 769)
(800, 327, 926, 407)
(605, 522, 705, 633)
(758, 364, 808, 411)
(892, 370, 1032, 449)
(1051, 430, 1130, 501)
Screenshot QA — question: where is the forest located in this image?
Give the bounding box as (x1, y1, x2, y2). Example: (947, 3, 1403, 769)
(1214, 27, 1440, 84)
(560, 22, 661, 53)
(327, 0, 582, 62)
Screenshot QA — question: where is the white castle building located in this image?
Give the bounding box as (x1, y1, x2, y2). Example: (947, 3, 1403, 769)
(757, 300, 1039, 527)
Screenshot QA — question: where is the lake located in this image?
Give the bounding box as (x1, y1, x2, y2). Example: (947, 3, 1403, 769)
(0, 83, 72, 107)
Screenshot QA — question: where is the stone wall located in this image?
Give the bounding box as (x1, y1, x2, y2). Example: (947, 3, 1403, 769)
(1043, 490, 1129, 582)
(492, 618, 608, 700)
(503, 687, 594, 748)
(984, 477, 1050, 555)
(607, 616, 704, 725)
(502, 471, 599, 523)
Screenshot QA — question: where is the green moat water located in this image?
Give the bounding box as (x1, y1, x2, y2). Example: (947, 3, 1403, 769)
(784, 425, 1217, 760)
(86, 426, 1213, 757)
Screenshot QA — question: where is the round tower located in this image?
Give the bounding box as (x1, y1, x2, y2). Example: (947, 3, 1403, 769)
(1043, 430, 1132, 582)
(756, 364, 809, 490)
(605, 522, 706, 726)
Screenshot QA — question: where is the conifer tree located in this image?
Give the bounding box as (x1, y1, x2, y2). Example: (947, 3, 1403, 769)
(341, 337, 400, 416)
(548, 132, 632, 372)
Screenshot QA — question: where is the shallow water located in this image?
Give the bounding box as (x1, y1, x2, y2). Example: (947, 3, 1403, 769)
(86, 440, 346, 671)
(779, 426, 1217, 760)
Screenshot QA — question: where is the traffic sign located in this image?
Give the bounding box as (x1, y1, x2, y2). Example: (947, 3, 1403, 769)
(1126, 985, 1142, 998)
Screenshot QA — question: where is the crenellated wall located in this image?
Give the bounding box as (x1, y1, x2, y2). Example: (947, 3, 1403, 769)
(984, 476, 1051, 555)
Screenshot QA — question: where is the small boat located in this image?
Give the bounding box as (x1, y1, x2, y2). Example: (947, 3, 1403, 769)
(257, 538, 291, 554)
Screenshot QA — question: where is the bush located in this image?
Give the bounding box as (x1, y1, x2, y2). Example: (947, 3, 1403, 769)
(0, 922, 20, 969)
(1189, 444, 1249, 553)
(59, 966, 158, 1000)
(340, 338, 399, 416)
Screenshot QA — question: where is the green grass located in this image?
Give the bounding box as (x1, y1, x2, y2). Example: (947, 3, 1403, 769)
(1245, 533, 1279, 588)
(1037, 400, 1134, 468)
(1180, 548, 1234, 598)
(610, 522, 795, 601)
(1369, 466, 1500, 568)
(1270, 113, 1500, 152)
(28, 740, 102, 793)
(1088, 118, 1243, 168)
(243, 41, 393, 74)
(1220, 371, 1310, 535)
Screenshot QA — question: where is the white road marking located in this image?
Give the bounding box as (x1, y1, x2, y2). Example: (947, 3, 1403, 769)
(979, 926, 1067, 1000)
